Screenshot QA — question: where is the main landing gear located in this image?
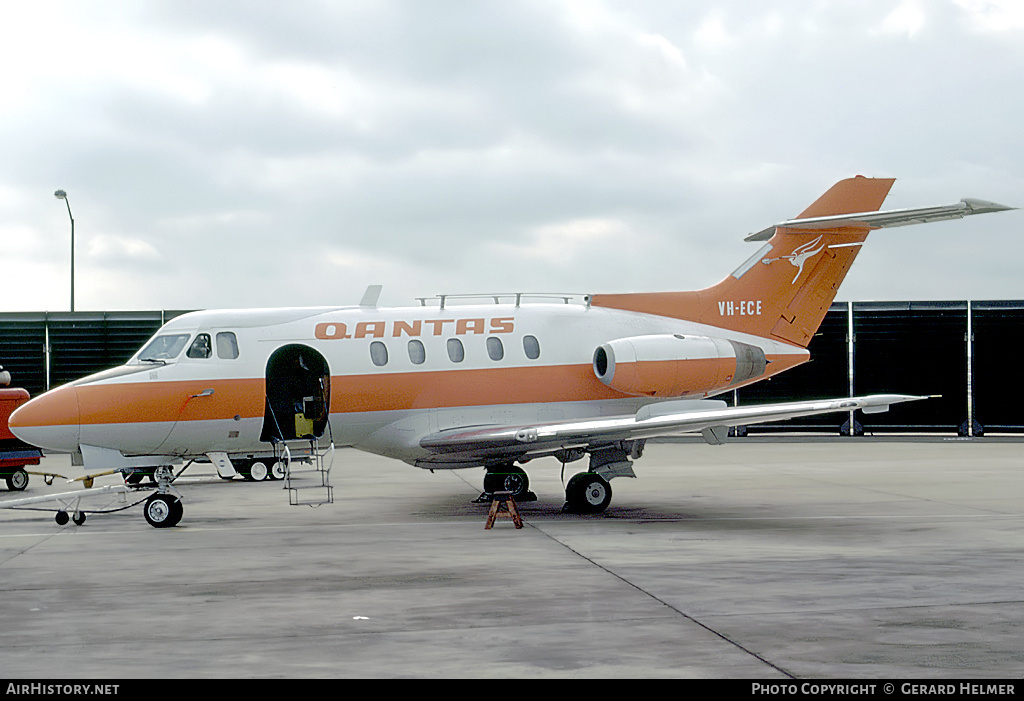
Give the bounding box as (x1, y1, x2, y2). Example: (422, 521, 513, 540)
(482, 465, 531, 498)
(563, 472, 613, 514)
(478, 464, 615, 514)
(478, 464, 537, 503)
(478, 442, 643, 515)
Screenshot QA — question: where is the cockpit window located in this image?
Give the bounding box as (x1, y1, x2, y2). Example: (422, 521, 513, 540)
(187, 334, 213, 359)
(138, 334, 191, 361)
(216, 332, 239, 360)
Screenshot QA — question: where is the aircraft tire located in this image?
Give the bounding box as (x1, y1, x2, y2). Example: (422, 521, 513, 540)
(269, 461, 286, 480)
(55, 510, 70, 525)
(483, 465, 529, 496)
(73, 512, 87, 526)
(249, 461, 269, 482)
(5, 468, 29, 491)
(565, 473, 612, 514)
(144, 494, 183, 528)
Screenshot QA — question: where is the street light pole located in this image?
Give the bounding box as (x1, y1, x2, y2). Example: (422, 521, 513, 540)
(54, 190, 74, 312)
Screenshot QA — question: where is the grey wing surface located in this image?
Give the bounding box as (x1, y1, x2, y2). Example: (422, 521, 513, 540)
(417, 394, 925, 467)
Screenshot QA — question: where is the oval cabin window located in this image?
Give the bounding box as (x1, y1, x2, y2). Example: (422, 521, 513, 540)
(370, 341, 389, 367)
(486, 336, 504, 361)
(523, 335, 540, 360)
(407, 339, 426, 365)
(447, 338, 465, 363)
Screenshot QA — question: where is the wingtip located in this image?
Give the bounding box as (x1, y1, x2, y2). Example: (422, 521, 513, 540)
(961, 198, 1017, 214)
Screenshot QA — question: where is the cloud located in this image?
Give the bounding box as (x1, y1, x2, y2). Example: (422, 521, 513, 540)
(0, 0, 1020, 314)
(952, 0, 1024, 32)
(87, 234, 161, 263)
(874, 1, 928, 38)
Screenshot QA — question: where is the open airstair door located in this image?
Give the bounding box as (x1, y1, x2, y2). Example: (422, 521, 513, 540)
(261, 344, 331, 443)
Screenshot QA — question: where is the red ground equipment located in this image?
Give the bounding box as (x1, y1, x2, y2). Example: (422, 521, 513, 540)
(1, 366, 43, 490)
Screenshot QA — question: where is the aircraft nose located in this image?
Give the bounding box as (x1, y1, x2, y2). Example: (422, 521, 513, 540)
(7, 384, 82, 453)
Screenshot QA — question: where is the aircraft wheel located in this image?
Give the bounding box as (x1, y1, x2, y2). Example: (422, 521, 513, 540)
(249, 461, 269, 482)
(73, 512, 87, 526)
(6, 468, 29, 491)
(144, 494, 183, 528)
(483, 465, 529, 496)
(565, 473, 612, 514)
(55, 510, 70, 525)
(269, 461, 286, 480)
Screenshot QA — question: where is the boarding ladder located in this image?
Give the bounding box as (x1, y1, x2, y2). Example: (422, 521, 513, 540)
(279, 438, 335, 507)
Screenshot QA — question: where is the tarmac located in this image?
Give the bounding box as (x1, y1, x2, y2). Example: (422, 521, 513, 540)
(1, 438, 1022, 679)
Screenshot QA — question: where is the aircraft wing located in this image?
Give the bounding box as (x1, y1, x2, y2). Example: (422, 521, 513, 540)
(745, 198, 1016, 241)
(417, 394, 925, 466)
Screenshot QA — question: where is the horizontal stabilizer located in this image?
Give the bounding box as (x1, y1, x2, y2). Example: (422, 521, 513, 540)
(746, 199, 1016, 241)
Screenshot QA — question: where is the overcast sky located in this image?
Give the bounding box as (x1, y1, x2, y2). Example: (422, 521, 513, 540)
(1, 0, 1021, 314)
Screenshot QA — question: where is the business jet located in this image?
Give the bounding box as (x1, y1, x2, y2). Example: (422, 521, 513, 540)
(7, 177, 1015, 527)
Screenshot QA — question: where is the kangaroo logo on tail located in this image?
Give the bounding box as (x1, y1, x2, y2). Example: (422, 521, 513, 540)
(761, 235, 826, 284)
(589, 176, 1015, 348)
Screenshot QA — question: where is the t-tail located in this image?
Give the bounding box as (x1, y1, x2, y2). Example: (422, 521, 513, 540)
(591, 176, 1015, 347)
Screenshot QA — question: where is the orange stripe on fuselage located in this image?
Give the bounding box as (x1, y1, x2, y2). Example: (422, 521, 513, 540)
(28, 353, 805, 428)
(330, 364, 622, 413)
(74, 379, 267, 425)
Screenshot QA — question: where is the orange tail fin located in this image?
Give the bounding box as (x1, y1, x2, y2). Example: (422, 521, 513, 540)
(590, 176, 896, 347)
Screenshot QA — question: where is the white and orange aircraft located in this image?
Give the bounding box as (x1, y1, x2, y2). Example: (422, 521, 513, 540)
(7, 177, 1015, 526)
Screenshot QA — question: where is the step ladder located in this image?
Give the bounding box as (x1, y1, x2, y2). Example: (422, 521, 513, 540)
(279, 438, 335, 507)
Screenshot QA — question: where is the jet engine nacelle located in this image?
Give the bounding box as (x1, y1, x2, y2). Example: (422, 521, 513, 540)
(593, 334, 767, 398)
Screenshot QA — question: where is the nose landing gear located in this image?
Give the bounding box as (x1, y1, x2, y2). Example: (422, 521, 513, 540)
(143, 493, 184, 528)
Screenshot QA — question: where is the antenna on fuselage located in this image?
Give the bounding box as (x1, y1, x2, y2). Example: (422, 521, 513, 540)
(359, 285, 382, 307)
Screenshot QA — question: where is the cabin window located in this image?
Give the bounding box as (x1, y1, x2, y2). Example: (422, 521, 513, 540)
(408, 339, 426, 365)
(216, 332, 239, 359)
(523, 335, 540, 360)
(138, 334, 190, 361)
(186, 333, 212, 359)
(447, 338, 465, 363)
(369, 341, 389, 367)
(486, 336, 504, 361)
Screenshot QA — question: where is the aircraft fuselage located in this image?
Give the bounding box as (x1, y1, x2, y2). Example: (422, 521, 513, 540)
(9, 301, 807, 467)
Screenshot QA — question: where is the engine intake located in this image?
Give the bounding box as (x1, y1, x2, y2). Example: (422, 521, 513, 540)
(593, 334, 767, 397)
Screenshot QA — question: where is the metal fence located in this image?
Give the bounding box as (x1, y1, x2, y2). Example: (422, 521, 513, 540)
(1, 302, 1022, 435)
(735, 300, 1024, 435)
(0, 311, 191, 398)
